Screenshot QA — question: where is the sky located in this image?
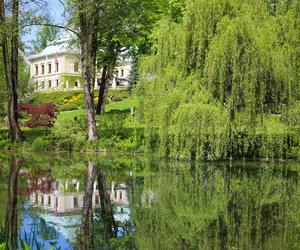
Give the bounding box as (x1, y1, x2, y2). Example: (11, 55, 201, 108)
(22, 0, 66, 52)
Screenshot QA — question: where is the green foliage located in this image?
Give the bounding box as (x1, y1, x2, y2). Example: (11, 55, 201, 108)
(31, 137, 51, 151)
(59, 103, 79, 112)
(0, 57, 31, 117)
(31, 26, 60, 52)
(133, 161, 300, 249)
(59, 74, 83, 90)
(281, 101, 300, 132)
(137, 0, 300, 160)
(106, 90, 131, 103)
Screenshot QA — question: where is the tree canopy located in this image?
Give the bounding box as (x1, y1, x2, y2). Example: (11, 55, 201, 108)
(137, 0, 300, 160)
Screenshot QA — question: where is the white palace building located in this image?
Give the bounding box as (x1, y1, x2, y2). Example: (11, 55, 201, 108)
(28, 33, 132, 92)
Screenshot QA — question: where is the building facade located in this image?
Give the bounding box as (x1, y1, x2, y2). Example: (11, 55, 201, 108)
(29, 34, 131, 92)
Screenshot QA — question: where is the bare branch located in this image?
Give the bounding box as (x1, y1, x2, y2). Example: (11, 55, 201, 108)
(22, 23, 80, 38)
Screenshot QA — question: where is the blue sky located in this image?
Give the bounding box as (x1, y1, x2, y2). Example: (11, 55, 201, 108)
(23, 0, 66, 51)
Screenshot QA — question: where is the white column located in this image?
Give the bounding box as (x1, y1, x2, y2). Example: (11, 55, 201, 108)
(111, 181, 115, 193)
(65, 180, 69, 191)
(76, 181, 80, 192)
(112, 77, 117, 89)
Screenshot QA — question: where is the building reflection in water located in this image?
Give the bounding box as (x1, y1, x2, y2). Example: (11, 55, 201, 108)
(27, 179, 129, 216)
(18, 170, 131, 248)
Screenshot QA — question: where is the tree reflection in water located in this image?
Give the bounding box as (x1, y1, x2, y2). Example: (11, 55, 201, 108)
(5, 156, 21, 250)
(1, 154, 299, 250)
(80, 161, 115, 249)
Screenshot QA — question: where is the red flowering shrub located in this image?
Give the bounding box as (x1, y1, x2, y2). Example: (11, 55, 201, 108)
(19, 102, 58, 128)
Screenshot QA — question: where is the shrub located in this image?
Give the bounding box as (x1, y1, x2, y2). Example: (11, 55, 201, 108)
(60, 103, 78, 112)
(106, 90, 131, 103)
(0, 130, 8, 140)
(97, 113, 127, 138)
(31, 137, 50, 151)
(29, 90, 82, 106)
(19, 102, 58, 128)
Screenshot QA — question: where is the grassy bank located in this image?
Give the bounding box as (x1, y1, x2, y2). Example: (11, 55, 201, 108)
(0, 91, 299, 161)
(0, 96, 145, 154)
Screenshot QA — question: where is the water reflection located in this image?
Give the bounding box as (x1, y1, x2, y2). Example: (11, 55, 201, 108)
(4, 156, 21, 249)
(0, 155, 299, 249)
(132, 163, 300, 250)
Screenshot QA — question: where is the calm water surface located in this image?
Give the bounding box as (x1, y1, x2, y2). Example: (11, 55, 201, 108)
(0, 153, 299, 249)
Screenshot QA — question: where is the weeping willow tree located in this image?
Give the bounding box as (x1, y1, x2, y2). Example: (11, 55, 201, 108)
(137, 0, 300, 160)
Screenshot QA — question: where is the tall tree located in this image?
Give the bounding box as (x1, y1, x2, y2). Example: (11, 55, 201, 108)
(137, 0, 300, 160)
(66, 0, 101, 141)
(95, 0, 161, 114)
(31, 25, 60, 52)
(0, 0, 22, 142)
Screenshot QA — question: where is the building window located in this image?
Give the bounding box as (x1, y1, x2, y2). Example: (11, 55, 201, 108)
(48, 196, 51, 206)
(114, 191, 117, 199)
(35, 65, 38, 75)
(41, 64, 45, 75)
(74, 62, 79, 72)
(95, 195, 100, 205)
(74, 81, 78, 88)
(97, 79, 101, 86)
(121, 69, 124, 77)
(35, 82, 38, 90)
(116, 70, 119, 77)
(55, 62, 59, 72)
(74, 197, 78, 208)
(41, 196, 44, 204)
(48, 63, 52, 74)
(55, 197, 58, 208)
(56, 79, 59, 88)
(48, 80, 52, 88)
(119, 191, 122, 201)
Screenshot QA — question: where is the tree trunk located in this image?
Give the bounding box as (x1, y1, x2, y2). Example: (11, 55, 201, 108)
(97, 168, 115, 238)
(96, 65, 108, 114)
(0, 0, 22, 142)
(96, 42, 119, 115)
(78, 3, 100, 141)
(80, 161, 97, 250)
(5, 156, 21, 249)
(81, 47, 98, 141)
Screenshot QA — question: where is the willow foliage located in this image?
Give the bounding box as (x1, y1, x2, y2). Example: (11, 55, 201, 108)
(137, 0, 300, 160)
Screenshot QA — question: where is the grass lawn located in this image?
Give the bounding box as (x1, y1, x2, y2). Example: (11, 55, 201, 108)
(56, 98, 138, 124)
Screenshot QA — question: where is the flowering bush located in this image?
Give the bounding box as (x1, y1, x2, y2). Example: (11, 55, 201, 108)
(19, 102, 58, 128)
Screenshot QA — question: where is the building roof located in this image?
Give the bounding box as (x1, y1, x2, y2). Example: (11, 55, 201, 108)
(29, 32, 79, 61)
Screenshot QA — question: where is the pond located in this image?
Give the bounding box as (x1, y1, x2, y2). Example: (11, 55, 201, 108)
(0, 153, 299, 249)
